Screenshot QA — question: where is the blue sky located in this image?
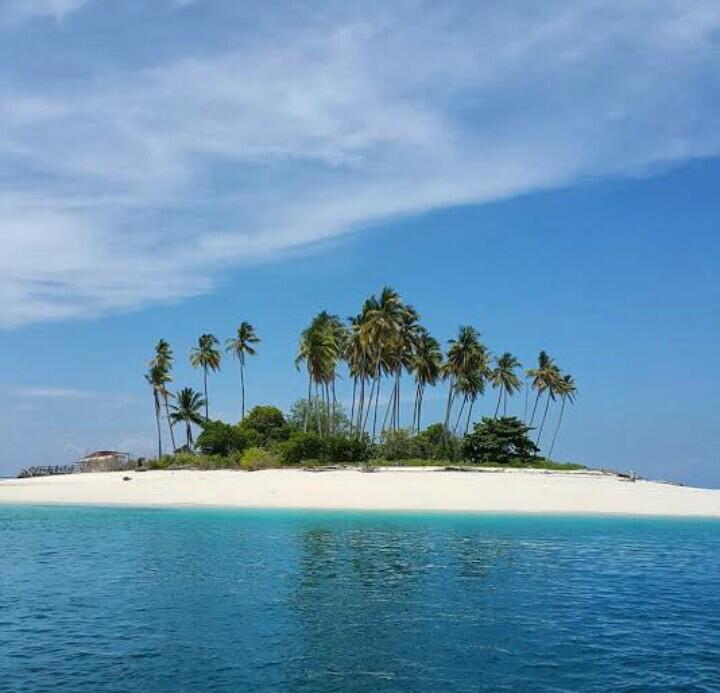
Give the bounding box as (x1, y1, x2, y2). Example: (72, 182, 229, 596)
(1, 1, 719, 486)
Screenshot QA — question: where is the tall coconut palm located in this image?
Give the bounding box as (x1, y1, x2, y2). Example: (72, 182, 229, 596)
(453, 367, 487, 434)
(144, 364, 168, 459)
(527, 351, 555, 427)
(225, 322, 260, 421)
(151, 339, 176, 451)
(295, 318, 337, 434)
(346, 314, 372, 435)
(169, 387, 207, 449)
(411, 332, 443, 432)
(491, 352, 522, 417)
(360, 287, 404, 438)
(548, 374, 576, 459)
(189, 334, 221, 420)
(536, 365, 562, 445)
(442, 326, 484, 433)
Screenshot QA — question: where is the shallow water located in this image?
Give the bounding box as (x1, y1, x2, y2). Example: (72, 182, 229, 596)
(1, 507, 719, 692)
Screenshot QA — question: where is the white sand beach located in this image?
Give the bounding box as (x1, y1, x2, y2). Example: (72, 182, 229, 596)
(1, 468, 718, 516)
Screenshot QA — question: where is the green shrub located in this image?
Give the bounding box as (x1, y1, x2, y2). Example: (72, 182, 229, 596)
(462, 416, 539, 464)
(238, 406, 290, 446)
(196, 420, 250, 456)
(278, 431, 324, 465)
(377, 429, 429, 460)
(239, 447, 282, 471)
(322, 433, 372, 464)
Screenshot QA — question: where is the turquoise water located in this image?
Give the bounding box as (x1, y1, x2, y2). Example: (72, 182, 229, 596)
(1, 507, 719, 692)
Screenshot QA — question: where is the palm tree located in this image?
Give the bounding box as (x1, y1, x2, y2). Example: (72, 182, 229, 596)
(189, 334, 221, 419)
(527, 351, 555, 427)
(151, 339, 176, 451)
(226, 322, 260, 421)
(411, 332, 442, 432)
(346, 314, 371, 435)
(360, 287, 405, 438)
(295, 318, 337, 434)
(144, 364, 167, 459)
(442, 326, 484, 433)
(536, 365, 562, 445)
(548, 374, 576, 459)
(491, 352, 522, 417)
(169, 387, 207, 449)
(453, 368, 487, 434)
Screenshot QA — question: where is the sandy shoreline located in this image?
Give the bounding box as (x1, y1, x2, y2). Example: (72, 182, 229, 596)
(1, 468, 719, 516)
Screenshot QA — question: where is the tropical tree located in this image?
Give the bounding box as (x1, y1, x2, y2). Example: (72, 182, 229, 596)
(346, 314, 372, 436)
(169, 387, 207, 449)
(359, 287, 405, 438)
(527, 351, 557, 426)
(442, 326, 485, 434)
(547, 374, 577, 459)
(295, 317, 338, 434)
(189, 334, 221, 419)
(411, 332, 443, 432)
(151, 339, 176, 451)
(226, 322, 260, 421)
(144, 364, 168, 459)
(491, 352, 522, 417)
(455, 368, 488, 434)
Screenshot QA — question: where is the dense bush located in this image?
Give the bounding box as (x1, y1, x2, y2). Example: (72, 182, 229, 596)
(196, 420, 251, 456)
(287, 398, 350, 434)
(377, 425, 462, 461)
(322, 433, 372, 464)
(238, 406, 290, 446)
(278, 431, 371, 465)
(278, 431, 324, 465)
(239, 447, 282, 471)
(462, 417, 539, 464)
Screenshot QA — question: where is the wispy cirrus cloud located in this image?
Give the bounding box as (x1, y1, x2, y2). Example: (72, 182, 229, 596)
(2, 0, 720, 327)
(9, 385, 135, 403)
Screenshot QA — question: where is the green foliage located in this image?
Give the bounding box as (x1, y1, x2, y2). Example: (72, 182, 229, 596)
(278, 431, 324, 465)
(278, 431, 371, 465)
(322, 434, 372, 464)
(377, 429, 429, 460)
(196, 420, 250, 456)
(462, 416, 539, 464)
(287, 398, 350, 434)
(239, 406, 290, 446)
(239, 447, 282, 471)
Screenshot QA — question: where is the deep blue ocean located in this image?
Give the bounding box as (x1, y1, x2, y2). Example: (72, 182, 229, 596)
(1, 507, 719, 692)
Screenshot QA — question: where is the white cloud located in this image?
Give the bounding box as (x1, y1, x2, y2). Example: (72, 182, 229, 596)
(1, 0, 93, 22)
(1, 0, 720, 327)
(9, 385, 135, 403)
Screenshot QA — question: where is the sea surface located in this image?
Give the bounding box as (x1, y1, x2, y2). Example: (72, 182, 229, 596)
(1, 507, 719, 692)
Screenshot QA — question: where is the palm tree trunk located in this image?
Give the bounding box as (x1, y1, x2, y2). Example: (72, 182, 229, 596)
(494, 388, 502, 417)
(537, 393, 552, 445)
(503, 389, 508, 416)
(523, 381, 529, 423)
(350, 377, 357, 435)
(548, 397, 566, 460)
(357, 377, 366, 435)
(443, 381, 455, 432)
(163, 394, 176, 451)
(372, 375, 381, 440)
(154, 393, 162, 459)
(454, 396, 467, 433)
(529, 390, 541, 427)
(465, 396, 475, 435)
(417, 384, 425, 433)
(203, 367, 209, 420)
(382, 383, 394, 433)
(240, 362, 246, 420)
(304, 376, 311, 432)
(186, 422, 192, 449)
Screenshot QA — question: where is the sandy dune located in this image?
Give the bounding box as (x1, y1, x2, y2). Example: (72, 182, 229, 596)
(1, 468, 719, 516)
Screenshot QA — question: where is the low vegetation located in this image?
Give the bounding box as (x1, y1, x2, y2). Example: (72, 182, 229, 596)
(147, 403, 585, 472)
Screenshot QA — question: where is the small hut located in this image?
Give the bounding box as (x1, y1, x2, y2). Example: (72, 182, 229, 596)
(78, 451, 131, 472)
